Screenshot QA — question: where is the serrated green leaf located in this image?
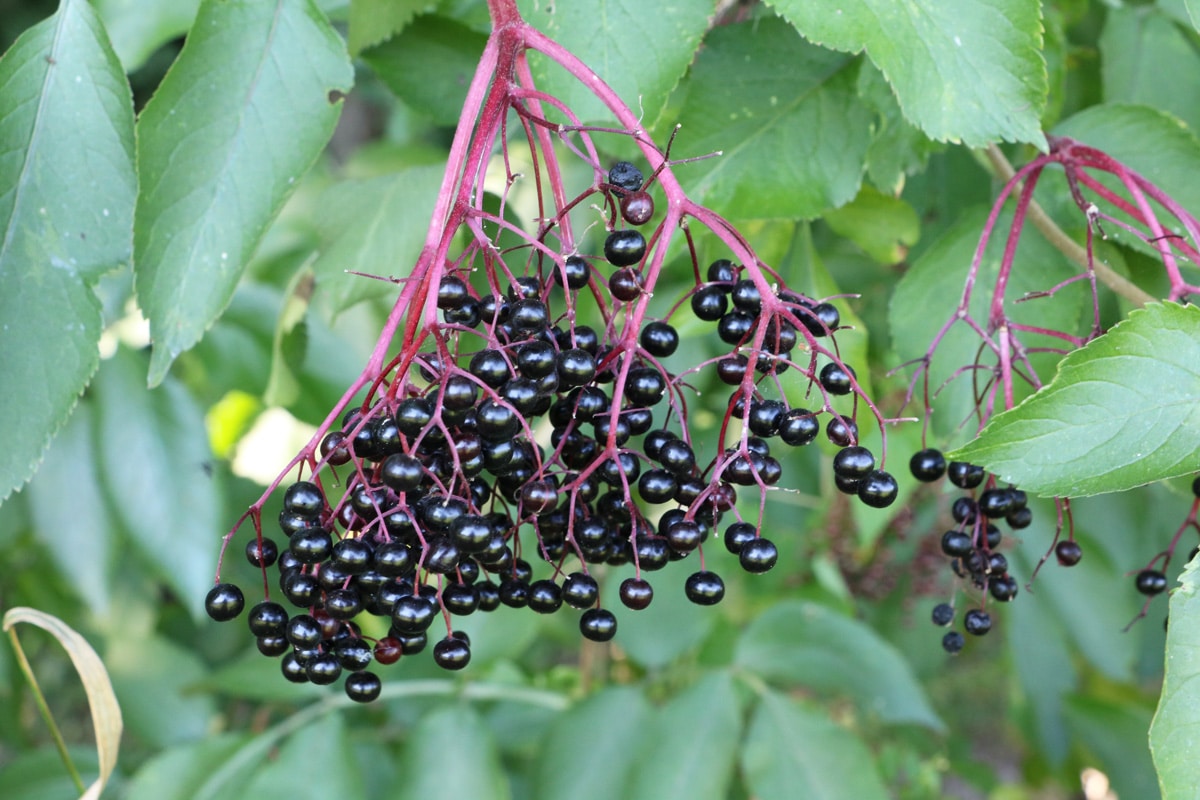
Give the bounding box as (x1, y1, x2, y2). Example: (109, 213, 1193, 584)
(125, 733, 254, 800)
(672, 17, 870, 221)
(519, 0, 712, 130)
(627, 672, 742, 800)
(734, 600, 943, 731)
(0, 0, 135, 501)
(533, 686, 650, 800)
(1100, 8, 1200, 136)
(1053, 104, 1200, 243)
(1152, 554, 1200, 799)
(348, 0, 431, 55)
(890, 207, 1083, 446)
(134, 0, 353, 386)
(91, 347, 220, 618)
(94, 0, 200, 72)
(27, 404, 115, 618)
(857, 62, 941, 194)
(741, 689, 890, 800)
(363, 15, 487, 126)
(311, 166, 444, 315)
(770, 0, 1047, 148)
(239, 713, 366, 800)
(399, 705, 508, 800)
(1064, 695, 1160, 800)
(950, 303, 1200, 498)
(824, 186, 920, 264)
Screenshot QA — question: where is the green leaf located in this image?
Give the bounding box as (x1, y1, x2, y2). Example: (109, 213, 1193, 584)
(1183, 0, 1200, 33)
(734, 600, 943, 731)
(823, 186, 920, 264)
(362, 15, 488, 126)
(1152, 553, 1200, 799)
(239, 713, 366, 800)
(1100, 8, 1200, 136)
(890, 207, 1083, 446)
(134, 0, 353, 386)
(741, 689, 890, 800)
(91, 347, 220, 617)
(348, 0, 431, 55)
(398, 705, 508, 800)
(770, 0, 1048, 148)
(105, 632, 216, 745)
(627, 672, 742, 800)
(1064, 695, 1160, 800)
(311, 166, 444, 315)
(27, 404, 116, 618)
(264, 269, 314, 407)
(533, 686, 651, 800)
(856, 61, 941, 194)
(125, 733, 253, 800)
(94, 0, 200, 72)
(519, 0, 712, 129)
(0, 0, 135, 501)
(672, 17, 871, 220)
(1053, 104, 1200, 238)
(950, 302, 1200, 498)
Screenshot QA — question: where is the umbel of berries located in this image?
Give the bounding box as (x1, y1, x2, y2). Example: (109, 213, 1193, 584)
(206, 0, 899, 701)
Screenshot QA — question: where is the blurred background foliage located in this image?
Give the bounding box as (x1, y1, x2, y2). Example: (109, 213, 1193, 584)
(1, 0, 1197, 798)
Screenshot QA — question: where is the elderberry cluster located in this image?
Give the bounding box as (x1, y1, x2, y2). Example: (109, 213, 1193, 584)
(206, 155, 895, 701)
(908, 448, 1034, 653)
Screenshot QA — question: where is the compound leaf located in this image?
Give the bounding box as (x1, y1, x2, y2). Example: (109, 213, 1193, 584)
(672, 17, 871, 220)
(0, 0, 135, 501)
(735, 600, 943, 731)
(770, 0, 1047, 148)
(951, 302, 1200, 498)
(135, 0, 353, 386)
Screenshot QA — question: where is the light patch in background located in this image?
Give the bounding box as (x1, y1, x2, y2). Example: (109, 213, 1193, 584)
(1081, 767, 1117, 800)
(231, 407, 317, 486)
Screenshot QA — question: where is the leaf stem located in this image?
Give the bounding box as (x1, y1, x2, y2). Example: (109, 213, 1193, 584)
(984, 144, 1155, 308)
(6, 628, 86, 794)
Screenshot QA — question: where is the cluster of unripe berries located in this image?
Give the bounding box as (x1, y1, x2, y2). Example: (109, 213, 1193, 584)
(206, 160, 896, 700)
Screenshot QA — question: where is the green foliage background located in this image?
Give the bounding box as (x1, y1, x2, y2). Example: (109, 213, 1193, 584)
(1, 0, 1198, 798)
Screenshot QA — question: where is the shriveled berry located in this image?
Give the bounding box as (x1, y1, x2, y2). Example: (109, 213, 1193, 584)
(608, 161, 643, 191)
(931, 602, 954, 627)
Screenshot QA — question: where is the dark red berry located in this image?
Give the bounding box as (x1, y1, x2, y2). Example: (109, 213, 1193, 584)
(1055, 540, 1082, 566)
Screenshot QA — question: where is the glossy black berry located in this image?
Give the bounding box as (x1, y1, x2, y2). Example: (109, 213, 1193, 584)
(1136, 569, 1168, 596)
(963, 609, 992, 636)
(684, 571, 725, 605)
(909, 449, 946, 482)
(281, 652, 310, 683)
(608, 161, 643, 192)
(391, 594, 437, 634)
(1055, 540, 1082, 566)
(717, 311, 755, 346)
(691, 285, 728, 321)
(290, 527, 333, 564)
(433, 636, 471, 670)
(619, 577, 654, 610)
(579, 608, 618, 642)
(731, 279, 762, 313)
(205, 583, 245, 622)
(557, 255, 591, 290)
(942, 631, 965, 654)
(345, 671, 382, 703)
(625, 367, 667, 406)
(306, 653, 343, 685)
(779, 409, 819, 447)
(951, 497, 977, 525)
(819, 363, 855, 396)
(931, 602, 954, 627)
(977, 489, 1015, 519)
(561, 572, 599, 609)
(247, 601, 288, 637)
(804, 302, 840, 335)
(285, 614, 322, 648)
(857, 470, 898, 508)
(528, 579, 564, 614)
(1006, 507, 1033, 529)
(706, 259, 736, 283)
(947, 462, 985, 489)
(825, 416, 858, 447)
(657, 438, 696, 475)
(941, 530, 973, 558)
(245, 537, 279, 569)
(609, 267, 644, 300)
(283, 481, 324, 518)
(469, 349, 511, 389)
(640, 321, 679, 358)
(832, 446, 874, 479)
(739, 538, 778, 574)
(604, 229, 646, 267)
(989, 574, 1019, 602)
